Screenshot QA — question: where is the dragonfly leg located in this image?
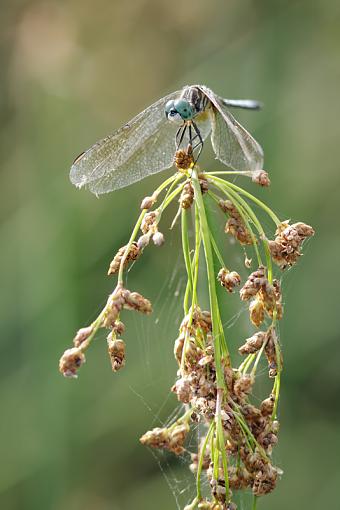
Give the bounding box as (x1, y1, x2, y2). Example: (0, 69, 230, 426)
(176, 124, 187, 149)
(191, 122, 203, 163)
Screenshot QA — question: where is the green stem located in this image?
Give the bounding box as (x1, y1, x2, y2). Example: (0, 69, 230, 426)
(209, 176, 281, 226)
(252, 495, 258, 510)
(191, 170, 227, 388)
(118, 210, 146, 285)
(196, 421, 215, 500)
(209, 188, 262, 267)
(181, 208, 193, 298)
(210, 180, 273, 283)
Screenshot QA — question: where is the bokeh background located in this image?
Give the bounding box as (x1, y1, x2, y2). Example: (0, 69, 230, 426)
(1, 0, 340, 509)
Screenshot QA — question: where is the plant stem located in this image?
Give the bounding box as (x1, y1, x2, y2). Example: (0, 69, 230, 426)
(191, 169, 227, 388)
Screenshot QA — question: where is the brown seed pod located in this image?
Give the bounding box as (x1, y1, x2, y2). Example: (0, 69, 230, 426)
(107, 242, 140, 275)
(251, 170, 271, 187)
(218, 268, 241, 293)
(174, 147, 194, 170)
(59, 347, 86, 378)
(107, 338, 126, 372)
(249, 297, 265, 327)
(73, 326, 93, 347)
(239, 331, 266, 355)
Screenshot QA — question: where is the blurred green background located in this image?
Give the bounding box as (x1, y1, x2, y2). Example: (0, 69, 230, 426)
(1, 0, 340, 509)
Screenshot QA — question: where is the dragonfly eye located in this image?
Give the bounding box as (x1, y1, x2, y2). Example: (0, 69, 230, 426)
(165, 100, 175, 115)
(173, 99, 194, 120)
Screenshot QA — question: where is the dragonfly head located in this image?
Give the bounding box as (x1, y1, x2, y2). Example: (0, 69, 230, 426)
(165, 99, 194, 123)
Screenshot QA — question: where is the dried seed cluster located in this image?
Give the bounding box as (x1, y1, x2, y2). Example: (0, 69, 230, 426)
(179, 177, 208, 210)
(268, 221, 314, 269)
(251, 170, 271, 187)
(142, 301, 282, 506)
(219, 199, 253, 245)
(175, 147, 194, 170)
(108, 242, 140, 275)
(140, 420, 190, 455)
(59, 285, 152, 378)
(240, 266, 283, 327)
(218, 267, 241, 293)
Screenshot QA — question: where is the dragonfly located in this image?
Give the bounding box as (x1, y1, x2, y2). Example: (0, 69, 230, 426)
(70, 85, 264, 195)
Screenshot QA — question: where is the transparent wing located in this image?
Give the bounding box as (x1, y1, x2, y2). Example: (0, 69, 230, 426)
(198, 85, 264, 172)
(70, 90, 181, 194)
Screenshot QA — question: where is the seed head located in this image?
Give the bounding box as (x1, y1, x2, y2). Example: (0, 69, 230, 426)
(102, 287, 125, 327)
(137, 233, 151, 249)
(234, 373, 255, 398)
(260, 394, 275, 416)
(174, 147, 194, 170)
(112, 320, 125, 336)
(73, 326, 93, 347)
(122, 289, 152, 314)
(141, 211, 158, 234)
(172, 377, 191, 403)
(269, 221, 315, 269)
(107, 242, 140, 275)
(249, 297, 265, 327)
(240, 266, 267, 301)
(218, 268, 241, 293)
(239, 331, 266, 355)
(59, 347, 85, 378)
(107, 336, 126, 372)
(152, 231, 165, 246)
(140, 195, 156, 210)
(220, 199, 254, 245)
(179, 181, 194, 209)
(252, 170, 271, 187)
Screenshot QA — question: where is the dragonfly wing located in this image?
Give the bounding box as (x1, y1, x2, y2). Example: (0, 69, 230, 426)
(197, 85, 264, 172)
(70, 90, 181, 194)
(88, 116, 180, 194)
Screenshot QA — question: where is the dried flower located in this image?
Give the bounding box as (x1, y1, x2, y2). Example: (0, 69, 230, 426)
(269, 221, 315, 269)
(174, 147, 194, 170)
(234, 374, 255, 397)
(141, 211, 158, 234)
(152, 231, 165, 246)
(252, 170, 271, 187)
(140, 421, 189, 455)
(239, 266, 267, 301)
(180, 181, 194, 209)
(140, 195, 156, 210)
(264, 327, 282, 377)
(107, 242, 140, 275)
(137, 233, 151, 249)
(107, 336, 126, 372)
(239, 331, 266, 355)
(102, 287, 125, 327)
(218, 268, 241, 293)
(249, 296, 265, 327)
(260, 394, 275, 416)
(73, 326, 93, 347)
(122, 289, 152, 314)
(112, 320, 125, 336)
(172, 377, 191, 403)
(59, 347, 85, 378)
(219, 199, 253, 245)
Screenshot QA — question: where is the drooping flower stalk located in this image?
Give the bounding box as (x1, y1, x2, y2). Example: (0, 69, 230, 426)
(59, 150, 314, 510)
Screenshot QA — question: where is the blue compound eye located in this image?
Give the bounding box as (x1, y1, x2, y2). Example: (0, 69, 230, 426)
(173, 99, 194, 120)
(165, 100, 175, 115)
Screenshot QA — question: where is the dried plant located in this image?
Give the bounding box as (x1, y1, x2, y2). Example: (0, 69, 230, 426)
(59, 147, 314, 509)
